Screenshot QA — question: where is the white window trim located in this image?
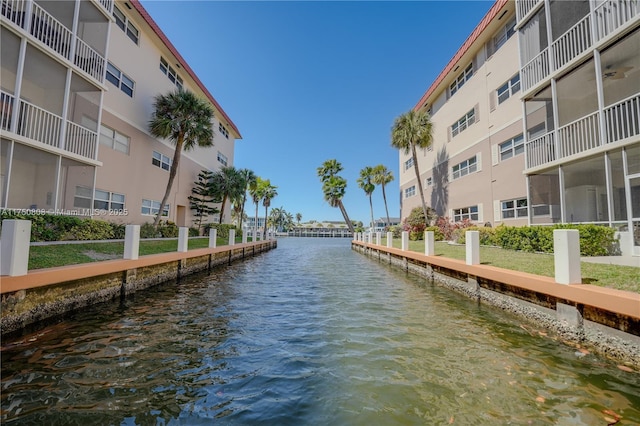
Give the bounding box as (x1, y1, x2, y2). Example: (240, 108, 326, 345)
(449, 63, 473, 96)
(217, 151, 228, 166)
(114, 5, 139, 44)
(404, 185, 416, 198)
(500, 197, 528, 220)
(100, 124, 130, 154)
(404, 157, 414, 171)
(106, 62, 134, 97)
(497, 73, 521, 105)
(452, 155, 478, 180)
(160, 57, 183, 90)
(152, 151, 172, 171)
(142, 199, 169, 217)
(453, 205, 479, 222)
(498, 134, 525, 162)
(451, 108, 475, 137)
(219, 122, 229, 139)
(74, 186, 125, 211)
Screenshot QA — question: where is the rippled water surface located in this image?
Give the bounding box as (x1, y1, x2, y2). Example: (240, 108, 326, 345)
(2, 238, 639, 425)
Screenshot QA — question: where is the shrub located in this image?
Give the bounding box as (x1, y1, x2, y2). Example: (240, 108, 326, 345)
(388, 225, 403, 238)
(140, 222, 159, 238)
(189, 227, 200, 237)
(425, 226, 445, 241)
(434, 216, 475, 241)
(158, 220, 179, 238)
(204, 223, 237, 239)
(402, 207, 427, 240)
(67, 220, 115, 241)
(454, 226, 497, 246)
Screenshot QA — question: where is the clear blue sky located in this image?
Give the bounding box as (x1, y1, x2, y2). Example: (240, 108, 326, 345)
(141, 0, 493, 225)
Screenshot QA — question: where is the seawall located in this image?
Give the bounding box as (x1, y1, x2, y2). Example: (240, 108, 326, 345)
(1, 240, 277, 336)
(352, 241, 640, 369)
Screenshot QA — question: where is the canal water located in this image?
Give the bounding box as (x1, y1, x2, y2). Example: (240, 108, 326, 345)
(1, 238, 639, 425)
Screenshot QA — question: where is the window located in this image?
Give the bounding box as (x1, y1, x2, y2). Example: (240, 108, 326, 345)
(152, 151, 171, 171)
(452, 155, 477, 180)
(106, 62, 134, 97)
(449, 63, 473, 96)
(74, 187, 125, 210)
(219, 123, 229, 139)
(142, 199, 169, 217)
(404, 185, 416, 198)
(160, 57, 183, 90)
(453, 205, 478, 222)
(217, 151, 228, 166)
(404, 157, 414, 170)
(113, 6, 139, 44)
(493, 16, 516, 51)
(499, 134, 524, 161)
(426, 177, 432, 186)
(497, 74, 521, 104)
(451, 109, 475, 137)
(100, 125, 130, 154)
(501, 198, 528, 219)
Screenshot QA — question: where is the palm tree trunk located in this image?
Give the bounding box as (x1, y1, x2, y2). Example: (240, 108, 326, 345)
(338, 201, 354, 233)
(381, 183, 391, 228)
(219, 195, 228, 224)
(254, 203, 259, 239)
(368, 195, 374, 231)
(154, 137, 183, 228)
(263, 205, 268, 239)
(411, 144, 429, 225)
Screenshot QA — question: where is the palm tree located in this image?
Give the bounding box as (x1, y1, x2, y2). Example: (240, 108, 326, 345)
(317, 159, 354, 233)
(148, 89, 214, 228)
(391, 109, 434, 224)
(238, 168, 256, 231)
(210, 166, 243, 224)
(321, 175, 354, 233)
(372, 164, 394, 228)
(262, 182, 278, 239)
(357, 166, 376, 231)
(249, 177, 267, 238)
(296, 213, 302, 225)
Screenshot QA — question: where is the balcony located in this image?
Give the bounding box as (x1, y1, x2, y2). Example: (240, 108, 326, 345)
(525, 93, 640, 169)
(516, 0, 543, 23)
(0, 89, 98, 160)
(1, 0, 106, 84)
(520, 0, 639, 92)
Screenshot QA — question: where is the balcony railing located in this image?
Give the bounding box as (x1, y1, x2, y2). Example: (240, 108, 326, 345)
(517, 0, 543, 23)
(526, 132, 556, 169)
(604, 93, 640, 142)
(521, 48, 550, 92)
(95, 0, 114, 15)
(557, 111, 600, 158)
(1, 0, 106, 84)
(594, 0, 640, 41)
(30, 2, 72, 60)
(74, 38, 105, 82)
(0, 89, 98, 160)
(526, 93, 639, 169)
(551, 14, 592, 71)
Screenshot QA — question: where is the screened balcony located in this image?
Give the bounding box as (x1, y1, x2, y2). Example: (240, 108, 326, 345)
(1, 0, 108, 83)
(518, 0, 639, 92)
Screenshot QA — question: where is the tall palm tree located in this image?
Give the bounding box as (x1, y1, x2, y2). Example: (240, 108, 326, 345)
(296, 212, 302, 225)
(249, 177, 267, 238)
(148, 89, 214, 228)
(238, 168, 256, 231)
(262, 182, 278, 239)
(321, 175, 354, 233)
(317, 159, 354, 233)
(210, 166, 243, 224)
(357, 166, 376, 231)
(372, 164, 394, 228)
(391, 109, 434, 224)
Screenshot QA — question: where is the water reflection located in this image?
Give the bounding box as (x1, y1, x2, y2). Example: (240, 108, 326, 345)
(1, 238, 639, 425)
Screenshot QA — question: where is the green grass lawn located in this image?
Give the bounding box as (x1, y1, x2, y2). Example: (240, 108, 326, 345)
(28, 237, 234, 270)
(384, 239, 640, 294)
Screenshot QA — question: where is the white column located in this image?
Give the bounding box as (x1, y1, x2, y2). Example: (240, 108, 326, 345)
(178, 227, 188, 252)
(229, 229, 236, 245)
(554, 229, 581, 284)
(466, 230, 480, 265)
(375, 232, 382, 246)
(123, 224, 139, 260)
(0, 219, 31, 276)
(209, 228, 217, 248)
(425, 230, 435, 256)
(386, 232, 393, 248)
(401, 231, 409, 251)
(242, 230, 247, 244)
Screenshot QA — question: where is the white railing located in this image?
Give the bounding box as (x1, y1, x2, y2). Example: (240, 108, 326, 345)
(1, 91, 15, 131)
(517, 0, 543, 23)
(16, 98, 63, 149)
(594, 0, 640, 41)
(95, 0, 114, 14)
(557, 111, 600, 158)
(551, 15, 592, 71)
(74, 38, 105, 82)
(30, 2, 72, 59)
(1, 0, 27, 28)
(526, 132, 556, 168)
(66, 121, 97, 159)
(521, 48, 550, 92)
(604, 93, 640, 143)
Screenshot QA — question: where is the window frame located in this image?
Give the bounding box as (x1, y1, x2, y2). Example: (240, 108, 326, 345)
(404, 157, 414, 170)
(499, 134, 524, 161)
(451, 109, 476, 137)
(453, 205, 479, 222)
(493, 16, 516, 51)
(218, 122, 229, 139)
(497, 73, 521, 104)
(106, 62, 134, 97)
(141, 199, 169, 217)
(113, 5, 139, 44)
(501, 198, 528, 219)
(452, 155, 478, 180)
(99, 124, 130, 154)
(217, 151, 228, 166)
(404, 185, 416, 198)
(74, 186, 125, 211)
(449, 63, 474, 96)
(152, 151, 172, 171)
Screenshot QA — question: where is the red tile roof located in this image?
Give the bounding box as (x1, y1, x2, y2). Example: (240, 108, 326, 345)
(414, 0, 510, 111)
(130, 0, 242, 139)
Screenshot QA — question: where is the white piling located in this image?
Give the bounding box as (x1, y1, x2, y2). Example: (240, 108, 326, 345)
(376, 232, 382, 246)
(0, 219, 31, 276)
(178, 227, 188, 252)
(554, 229, 581, 284)
(124, 224, 140, 260)
(386, 232, 393, 248)
(209, 228, 217, 248)
(229, 229, 236, 245)
(401, 231, 409, 251)
(466, 230, 479, 265)
(425, 230, 435, 256)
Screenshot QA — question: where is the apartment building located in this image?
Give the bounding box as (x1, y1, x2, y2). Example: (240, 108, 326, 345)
(1, 0, 240, 227)
(400, 0, 639, 256)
